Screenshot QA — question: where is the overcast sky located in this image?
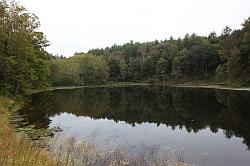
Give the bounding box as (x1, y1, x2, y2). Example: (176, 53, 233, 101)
(19, 0, 250, 57)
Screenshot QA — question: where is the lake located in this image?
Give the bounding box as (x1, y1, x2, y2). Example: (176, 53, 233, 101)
(18, 86, 250, 166)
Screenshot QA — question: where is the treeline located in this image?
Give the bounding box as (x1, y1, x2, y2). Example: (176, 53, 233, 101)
(1, 0, 250, 95)
(63, 19, 250, 86)
(85, 22, 250, 85)
(52, 19, 250, 86)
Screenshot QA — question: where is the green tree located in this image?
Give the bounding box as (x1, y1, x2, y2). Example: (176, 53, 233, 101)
(0, 0, 51, 95)
(119, 58, 127, 83)
(156, 57, 172, 82)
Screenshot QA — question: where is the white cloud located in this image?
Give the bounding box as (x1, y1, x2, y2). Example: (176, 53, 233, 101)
(19, 0, 250, 56)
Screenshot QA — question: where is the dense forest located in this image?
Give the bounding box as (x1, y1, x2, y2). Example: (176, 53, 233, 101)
(1, 0, 250, 95)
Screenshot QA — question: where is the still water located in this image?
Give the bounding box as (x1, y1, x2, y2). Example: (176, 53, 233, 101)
(18, 86, 250, 166)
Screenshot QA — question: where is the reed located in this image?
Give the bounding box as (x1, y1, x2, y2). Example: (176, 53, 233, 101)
(0, 97, 61, 166)
(49, 134, 191, 166)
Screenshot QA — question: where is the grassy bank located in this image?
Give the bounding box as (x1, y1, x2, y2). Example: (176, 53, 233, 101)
(0, 96, 60, 166)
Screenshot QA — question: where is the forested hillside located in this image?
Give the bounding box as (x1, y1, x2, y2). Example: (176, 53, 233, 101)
(1, 0, 250, 95)
(52, 19, 250, 86)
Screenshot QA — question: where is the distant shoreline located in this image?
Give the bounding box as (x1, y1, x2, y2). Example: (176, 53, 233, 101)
(168, 84, 250, 91)
(28, 82, 250, 94)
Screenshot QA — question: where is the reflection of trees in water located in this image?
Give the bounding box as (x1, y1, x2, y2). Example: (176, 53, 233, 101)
(18, 86, 250, 149)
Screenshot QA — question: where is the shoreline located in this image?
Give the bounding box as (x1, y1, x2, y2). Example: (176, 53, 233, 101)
(165, 83, 250, 91)
(28, 82, 250, 94)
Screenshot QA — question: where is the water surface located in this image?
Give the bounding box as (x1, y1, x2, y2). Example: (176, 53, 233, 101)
(18, 86, 250, 166)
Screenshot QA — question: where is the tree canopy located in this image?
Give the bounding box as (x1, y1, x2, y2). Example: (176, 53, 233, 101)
(0, 0, 51, 95)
